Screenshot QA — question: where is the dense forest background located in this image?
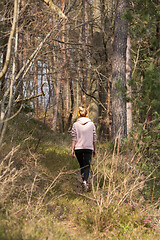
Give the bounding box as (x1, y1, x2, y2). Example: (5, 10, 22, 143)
(0, 0, 160, 239)
(0, 0, 160, 143)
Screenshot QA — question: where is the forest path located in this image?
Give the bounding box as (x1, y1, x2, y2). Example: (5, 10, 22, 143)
(38, 133, 85, 196)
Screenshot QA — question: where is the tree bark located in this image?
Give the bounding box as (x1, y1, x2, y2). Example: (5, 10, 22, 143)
(81, 0, 88, 92)
(126, 35, 133, 136)
(112, 0, 128, 140)
(52, 72, 61, 131)
(92, 0, 112, 140)
(0, 0, 20, 147)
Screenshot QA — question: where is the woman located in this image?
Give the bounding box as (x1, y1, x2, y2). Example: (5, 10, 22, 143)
(71, 107, 97, 191)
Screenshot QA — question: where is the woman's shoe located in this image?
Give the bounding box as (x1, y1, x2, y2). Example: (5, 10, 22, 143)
(82, 181, 89, 192)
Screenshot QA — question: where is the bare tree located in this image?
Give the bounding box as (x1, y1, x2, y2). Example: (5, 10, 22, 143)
(0, 0, 18, 80)
(0, 0, 68, 145)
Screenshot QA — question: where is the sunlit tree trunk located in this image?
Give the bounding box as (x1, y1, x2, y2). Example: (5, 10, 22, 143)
(52, 72, 61, 131)
(26, 32, 32, 102)
(61, 0, 66, 132)
(16, 33, 23, 98)
(66, 49, 74, 131)
(0, 0, 19, 147)
(52, 45, 61, 131)
(34, 37, 39, 117)
(0, 44, 7, 95)
(0, 0, 18, 81)
(40, 62, 44, 112)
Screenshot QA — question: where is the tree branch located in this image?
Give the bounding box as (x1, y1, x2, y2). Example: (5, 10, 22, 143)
(42, 0, 67, 19)
(65, 0, 78, 15)
(78, 79, 107, 111)
(15, 83, 45, 103)
(0, 104, 23, 124)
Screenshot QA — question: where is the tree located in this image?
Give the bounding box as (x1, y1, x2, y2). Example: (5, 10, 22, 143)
(0, 0, 18, 80)
(91, 0, 113, 141)
(0, 0, 68, 145)
(112, 0, 128, 140)
(1, 0, 159, 147)
(126, 35, 133, 136)
(0, 0, 19, 147)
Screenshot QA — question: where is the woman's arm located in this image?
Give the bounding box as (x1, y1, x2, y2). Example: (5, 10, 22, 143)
(72, 123, 77, 158)
(93, 124, 97, 157)
(93, 141, 96, 157)
(71, 140, 76, 158)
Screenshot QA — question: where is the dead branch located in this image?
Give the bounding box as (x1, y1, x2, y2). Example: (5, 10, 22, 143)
(42, 0, 67, 19)
(15, 83, 45, 103)
(78, 79, 107, 111)
(0, 104, 23, 124)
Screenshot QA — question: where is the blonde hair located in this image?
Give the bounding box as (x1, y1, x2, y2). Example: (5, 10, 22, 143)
(78, 107, 88, 117)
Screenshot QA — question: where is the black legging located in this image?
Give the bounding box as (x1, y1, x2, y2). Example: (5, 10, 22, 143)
(75, 149, 92, 182)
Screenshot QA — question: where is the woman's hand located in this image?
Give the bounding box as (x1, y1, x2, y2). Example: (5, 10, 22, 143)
(71, 141, 76, 158)
(93, 150, 96, 157)
(71, 149, 75, 158)
(93, 142, 96, 157)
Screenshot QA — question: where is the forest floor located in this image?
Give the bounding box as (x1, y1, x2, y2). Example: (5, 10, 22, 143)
(0, 113, 160, 240)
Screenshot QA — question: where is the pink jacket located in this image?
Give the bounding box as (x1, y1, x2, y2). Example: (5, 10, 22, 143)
(72, 117, 97, 150)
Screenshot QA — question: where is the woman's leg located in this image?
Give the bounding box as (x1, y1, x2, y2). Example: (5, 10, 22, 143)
(75, 149, 92, 182)
(75, 149, 85, 181)
(83, 149, 92, 182)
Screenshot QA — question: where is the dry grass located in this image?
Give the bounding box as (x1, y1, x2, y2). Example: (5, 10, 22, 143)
(0, 115, 159, 239)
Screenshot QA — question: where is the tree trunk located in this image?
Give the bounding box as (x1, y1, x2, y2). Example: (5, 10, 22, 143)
(0, 0, 19, 147)
(126, 35, 133, 136)
(16, 33, 23, 98)
(16, 0, 25, 99)
(66, 50, 75, 131)
(52, 49, 61, 132)
(0, 0, 18, 81)
(112, 0, 128, 140)
(34, 37, 39, 117)
(0, 44, 7, 95)
(60, 0, 66, 132)
(66, 78, 74, 131)
(93, 0, 112, 140)
(81, 0, 88, 92)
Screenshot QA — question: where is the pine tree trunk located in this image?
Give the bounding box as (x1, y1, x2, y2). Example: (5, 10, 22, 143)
(34, 37, 38, 117)
(16, 33, 23, 98)
(60, 0, 66, 131)
(126, 35, 133, 136)
(112, 0, 128, 140)
(52, 56, 61, 131)
(81, 0, 88, 92)
(93, 0, 112, 140)
(0, 44, 7, 95)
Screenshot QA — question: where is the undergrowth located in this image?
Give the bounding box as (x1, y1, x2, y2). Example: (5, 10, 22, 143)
(0, 113, 159, 239)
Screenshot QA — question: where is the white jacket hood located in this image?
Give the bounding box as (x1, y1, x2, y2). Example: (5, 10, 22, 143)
(77, 117, 91, 125)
